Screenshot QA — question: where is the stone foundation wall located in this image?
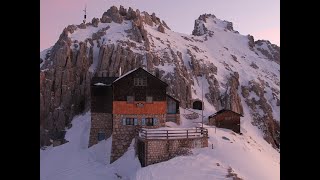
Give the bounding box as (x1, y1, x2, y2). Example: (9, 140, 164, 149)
(110, 114, 166, 163)
(88, 113, 113, 147)
(138, 137, 208, 167)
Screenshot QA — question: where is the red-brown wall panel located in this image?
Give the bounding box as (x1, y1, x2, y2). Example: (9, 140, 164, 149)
(113, 101, 167, 114)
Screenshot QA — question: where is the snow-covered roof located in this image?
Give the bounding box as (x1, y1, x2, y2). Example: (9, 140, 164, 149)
(94, 83, 107, 86)
(91, 77, 118, 86)
(113, 68, 138, 83)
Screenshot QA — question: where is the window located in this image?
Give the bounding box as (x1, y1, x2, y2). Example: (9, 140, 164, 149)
(142, 118, 158, 126)
(145, 118, 153, 126)
(146, 96, 153, 103)
(134, 78, 147, 86)
(97, 132, 105, 141)
(127, 96, 134, 103)
(126, 118, 134, 125)
(122, 118, 138, 126)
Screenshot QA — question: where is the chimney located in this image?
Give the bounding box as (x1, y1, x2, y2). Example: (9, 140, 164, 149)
(119, 67, 122, 76)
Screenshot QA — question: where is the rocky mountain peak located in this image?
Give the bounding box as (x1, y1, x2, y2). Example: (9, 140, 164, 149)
(254, 40, 280, 64)
(192, 13, 236, 36)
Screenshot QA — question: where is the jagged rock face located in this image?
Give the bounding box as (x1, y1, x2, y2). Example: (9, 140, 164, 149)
(241, 80, 280, 149)
(104, 6, 123, 24)
(91, 18, 100, 27)
(192, 19, 208, 36)
(158, 24, 165, 33)
(224, 21, 234, 31)
(192, 14, 237, 36)
(40, 29, 92, 146)
(247, 35, 255, 50)
(101, 14, 112, 23)
(254, 40, 280, 64)
(222, 73, 244, 115)
(78, 23, 86, 29)
(40, 6, 279, 150)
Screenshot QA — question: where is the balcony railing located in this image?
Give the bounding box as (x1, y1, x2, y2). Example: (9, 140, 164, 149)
(138, 127, 208, 140)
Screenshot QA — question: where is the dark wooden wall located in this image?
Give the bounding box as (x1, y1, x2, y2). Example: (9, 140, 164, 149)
(91, 86, 113, 113)
(113, 68, 167, 101)
(209, 111, 241, 133)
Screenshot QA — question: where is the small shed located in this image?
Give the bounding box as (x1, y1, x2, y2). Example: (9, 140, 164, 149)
(208, 109, 243, 134)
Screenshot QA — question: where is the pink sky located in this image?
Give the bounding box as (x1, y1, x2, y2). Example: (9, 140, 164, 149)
(40, 0, 279, 51)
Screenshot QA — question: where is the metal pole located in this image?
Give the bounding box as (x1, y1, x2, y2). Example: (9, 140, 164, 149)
(201, 76, 204, 129)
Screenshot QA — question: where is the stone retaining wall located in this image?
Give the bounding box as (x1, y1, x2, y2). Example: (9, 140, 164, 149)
(110, 114, 166, 163)
(137, 136, 208, 167)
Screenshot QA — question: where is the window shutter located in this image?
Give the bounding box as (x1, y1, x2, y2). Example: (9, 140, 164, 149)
(153, 118, 158, 125)
(122, 118, 126, 125)
(142, 118, 145, 126)
(134, 118, 138, 125)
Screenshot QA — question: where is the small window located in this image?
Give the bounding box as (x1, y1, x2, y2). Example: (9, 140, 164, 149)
(126, 118, 134, 125)
(134, 78, 147, 86)
(97, 132, 105, 141)
(146, 96, 153, 103)
(145, 118, 154, 126)
(127, 96, 134, 103)
(122, 118, 138, 126)
(141, 118, 157, 126)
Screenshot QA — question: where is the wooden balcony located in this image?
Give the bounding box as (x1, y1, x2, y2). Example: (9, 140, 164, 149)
(138, 127, 208, 140)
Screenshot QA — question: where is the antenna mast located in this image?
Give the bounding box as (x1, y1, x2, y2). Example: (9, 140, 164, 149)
(83, 4, 87, 24)
(202, 76, 204, 129)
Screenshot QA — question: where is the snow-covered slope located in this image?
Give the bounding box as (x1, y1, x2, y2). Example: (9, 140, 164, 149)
(40, 111, 279, 180)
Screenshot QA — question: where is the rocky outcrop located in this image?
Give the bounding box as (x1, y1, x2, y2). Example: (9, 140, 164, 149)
(162, 20, 171, 30)
(224, 21, 234, 31)
(78, 23, 86, 29)
(101, 14, 112, 23)
(119, 5, 127, 16)
(94, 27, 110, 41)
(254, 40, 280, 64)
(103, 6, 123, 24)
(40, 30, 92, 146)
(143, 12, 153, 26)
(91, 18, 100, 27)
(220, 72, 244, 115)
(247, 35, 255, 50)
(241, 80, 280, 149)
(192, 20, 208, 36)
(192, 14, 217, 36)
(158, 24, 165, 33)
(126, 7, 137, 20)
